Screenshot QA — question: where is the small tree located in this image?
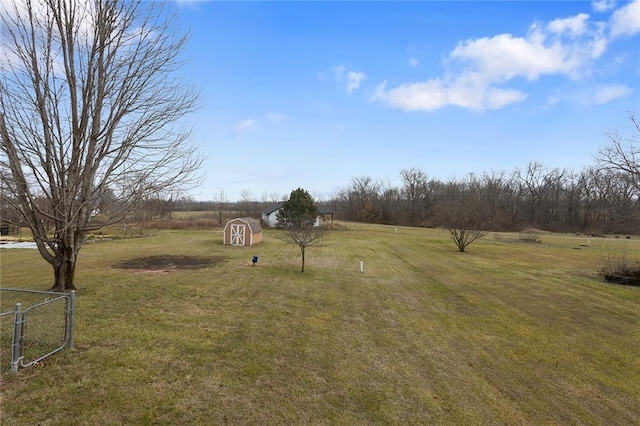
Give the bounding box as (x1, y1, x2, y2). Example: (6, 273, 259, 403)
(437, 198, 490, 252)
(272, 188, 326, 272)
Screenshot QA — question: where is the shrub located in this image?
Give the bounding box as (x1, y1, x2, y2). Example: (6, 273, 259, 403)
(601, 250, 640, 286)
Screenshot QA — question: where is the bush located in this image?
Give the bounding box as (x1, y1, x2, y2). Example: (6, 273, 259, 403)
(601, 250, 640, 286)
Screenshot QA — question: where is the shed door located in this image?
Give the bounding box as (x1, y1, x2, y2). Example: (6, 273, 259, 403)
(230, 224, 245, 246)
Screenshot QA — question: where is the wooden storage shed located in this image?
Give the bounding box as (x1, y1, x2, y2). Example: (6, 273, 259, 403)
(223, 217, 262, 246)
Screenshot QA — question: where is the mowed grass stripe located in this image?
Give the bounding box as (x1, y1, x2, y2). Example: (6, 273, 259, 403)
(0, 224, 638, 424)
(327, 226, 640, 423)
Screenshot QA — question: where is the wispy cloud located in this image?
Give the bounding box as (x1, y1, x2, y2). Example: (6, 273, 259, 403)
(592, 84, 634, 104)
(547, 13, 591, 36)
(408, 57, 419, 68)
(331, 65, 366, 95)
(546, 94, 561, 107)
(332, 65, 347, 80)
(372, 3, 634, 112)
(233, 119, 258, 138)
(345, 71, 366, 96)
(544, 84, 632, 106)
(592, 0, 616, 13)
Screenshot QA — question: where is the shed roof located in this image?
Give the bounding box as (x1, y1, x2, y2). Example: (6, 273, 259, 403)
(226, 217, 262, 233)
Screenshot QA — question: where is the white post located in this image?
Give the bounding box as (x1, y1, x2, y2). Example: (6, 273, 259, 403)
(360, 261, 364, 273)
(11, 303, 22, 373)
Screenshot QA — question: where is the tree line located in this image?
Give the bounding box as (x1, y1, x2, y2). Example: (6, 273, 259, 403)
(172, 116, 638, 235)
(332, 118, 639, 235)
(1, 0, 636, 290)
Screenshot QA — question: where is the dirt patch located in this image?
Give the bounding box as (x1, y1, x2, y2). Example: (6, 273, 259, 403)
(114, 255, 224, 272)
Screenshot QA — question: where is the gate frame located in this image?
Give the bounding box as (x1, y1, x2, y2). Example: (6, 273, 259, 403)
(2, 289, 75, 373)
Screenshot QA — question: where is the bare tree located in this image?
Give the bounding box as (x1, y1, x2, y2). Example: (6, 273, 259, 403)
(0, 0, 202, 291)
(213, 189, 228, 227)
(335, 176, 382, 222)
(436, 195, 490, 252)
(272, 223, 327, 273)
(598, 114, 640, 193)
(239, 189, 258, 217)
(400, 167, 429, 226)
(271, 188, 327, 272)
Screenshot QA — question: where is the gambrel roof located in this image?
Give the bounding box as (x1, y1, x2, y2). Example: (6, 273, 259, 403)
(225, 217, 262, 233)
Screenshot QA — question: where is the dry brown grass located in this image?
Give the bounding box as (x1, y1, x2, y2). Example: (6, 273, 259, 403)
(1, 224, 639, 424)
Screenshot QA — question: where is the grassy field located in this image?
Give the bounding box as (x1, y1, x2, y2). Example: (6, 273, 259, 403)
(1, 223, 639, 424)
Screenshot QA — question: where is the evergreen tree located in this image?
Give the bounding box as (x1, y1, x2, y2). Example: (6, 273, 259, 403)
(277, 188, 319, 228)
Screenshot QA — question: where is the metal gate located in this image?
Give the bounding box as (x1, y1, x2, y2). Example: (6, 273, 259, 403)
(0, 289, 75, 373)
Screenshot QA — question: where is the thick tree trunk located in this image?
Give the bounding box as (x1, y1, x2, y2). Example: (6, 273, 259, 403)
(301, 246, 306, 273)
(50, 241, 79, 292)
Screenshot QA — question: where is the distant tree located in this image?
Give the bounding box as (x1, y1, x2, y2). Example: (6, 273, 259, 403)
(335, 176, 382, 222)
(0, 0, 202, 291)
(515, 162, 567, 227)
(272, 188, 326, 272)
(436, 196, 490, 252)
(400, 167, 429, 226)
(379, 183, 402, 225)
(598, 113, 640, 193)
(239, 189, 257, 217)
(213, 189, 228, 227)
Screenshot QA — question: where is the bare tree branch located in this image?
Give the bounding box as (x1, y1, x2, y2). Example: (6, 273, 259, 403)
(0, 0, 203, 290)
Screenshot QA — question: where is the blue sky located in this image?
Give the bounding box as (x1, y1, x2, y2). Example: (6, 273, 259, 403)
(174, 1, 639, 202)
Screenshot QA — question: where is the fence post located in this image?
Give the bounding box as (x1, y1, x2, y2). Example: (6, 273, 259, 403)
(66, 290, 75, 349)
(11, 303, 22, 373)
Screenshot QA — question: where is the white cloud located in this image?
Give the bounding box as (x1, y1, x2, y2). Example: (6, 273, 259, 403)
(450, 20, 607, 82)
(592, 84, 634, 103)
(371, 78, 527, 111)
(1, 0, 101, 42)
(546, 84, 633, 106)
(346, 71, 366, 96)
(592, 0, 616, 12)
(408, 57, 419, 68)
(610, 0, 640, 38)
(372, 10, 621, 112)
(547, 13, 590, 36)
(450, 33, 565, 81)
(233, 119, 258, 137)
(0, 43, 20, 69)
(330, 65, 367, 95)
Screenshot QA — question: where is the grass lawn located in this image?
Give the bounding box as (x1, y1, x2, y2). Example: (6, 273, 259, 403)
(1, 223, 639, 424)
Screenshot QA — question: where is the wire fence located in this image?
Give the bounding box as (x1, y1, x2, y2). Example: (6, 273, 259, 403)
(1, 288, 75, 373)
